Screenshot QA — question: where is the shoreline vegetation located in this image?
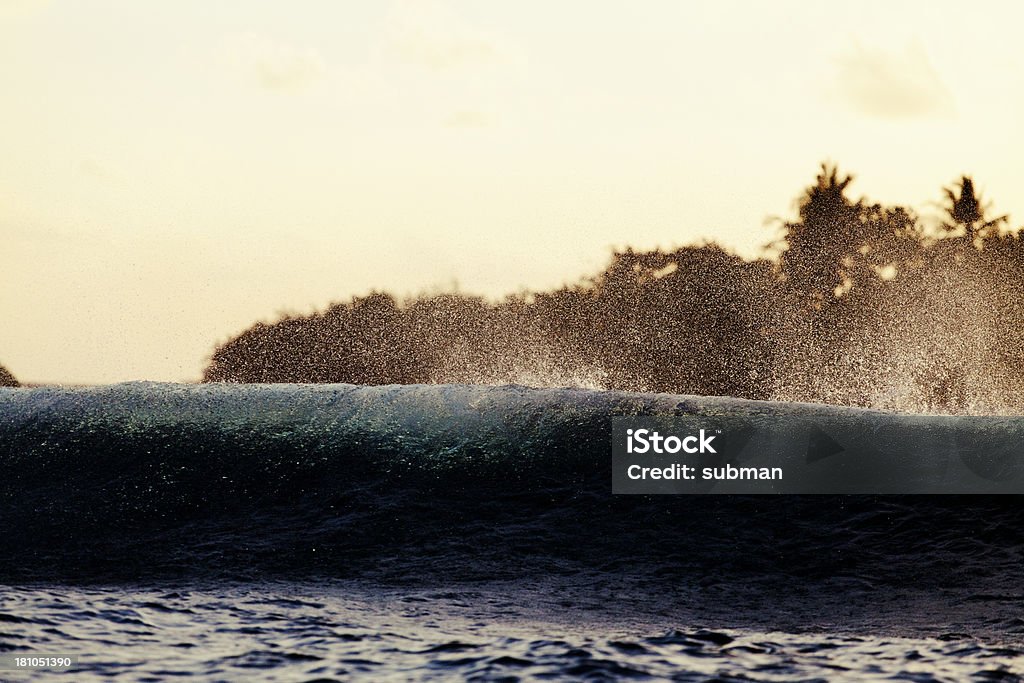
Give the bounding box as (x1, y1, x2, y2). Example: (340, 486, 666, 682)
(202, 165, 1024, 415)
(0, 365, 18, 388)
(8, 165, 1018, 414)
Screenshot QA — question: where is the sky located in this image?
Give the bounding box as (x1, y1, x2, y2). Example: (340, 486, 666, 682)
(2, 0, 1024, 384)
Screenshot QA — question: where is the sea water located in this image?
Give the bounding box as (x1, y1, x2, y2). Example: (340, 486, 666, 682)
(1, 383, 1022, 681)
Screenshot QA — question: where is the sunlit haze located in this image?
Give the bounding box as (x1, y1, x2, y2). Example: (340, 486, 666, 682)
(3, 0, 1024, 383)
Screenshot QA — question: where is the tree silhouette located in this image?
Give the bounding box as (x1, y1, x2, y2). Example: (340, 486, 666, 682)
(0, 364, 18, 388)
(941, 175, 1008, 245)
(779, 164, 865, 305)
(201, 164, 1024, 414)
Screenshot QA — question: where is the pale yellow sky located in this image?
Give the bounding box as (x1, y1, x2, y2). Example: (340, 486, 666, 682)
(2, 0, 1023, 384)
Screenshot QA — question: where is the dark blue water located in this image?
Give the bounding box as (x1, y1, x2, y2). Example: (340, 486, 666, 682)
(2, 383, 1023, 681)
(4, 581, 1024, 681)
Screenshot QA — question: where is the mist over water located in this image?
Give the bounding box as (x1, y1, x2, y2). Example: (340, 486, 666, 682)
(201, 167, 1024, 416)
(771, 257, 1024, 415)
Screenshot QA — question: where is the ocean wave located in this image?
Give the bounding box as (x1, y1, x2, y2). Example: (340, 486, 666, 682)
(1, 383, 1022, 588)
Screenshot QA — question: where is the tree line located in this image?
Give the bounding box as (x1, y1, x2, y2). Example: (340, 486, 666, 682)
(203, 165, 1024, 414)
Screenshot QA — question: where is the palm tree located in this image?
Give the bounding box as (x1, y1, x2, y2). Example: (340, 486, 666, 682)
(780, 164, 863, 304)
(941, 175, 1008, 245)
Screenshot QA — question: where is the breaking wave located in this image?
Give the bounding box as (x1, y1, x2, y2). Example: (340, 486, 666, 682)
(1, 382, 1023, 604)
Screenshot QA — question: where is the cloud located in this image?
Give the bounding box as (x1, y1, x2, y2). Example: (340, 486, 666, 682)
(833, 42, 955, 119)
(220, 33, 325, 91)
(384, 0, 501, 69)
